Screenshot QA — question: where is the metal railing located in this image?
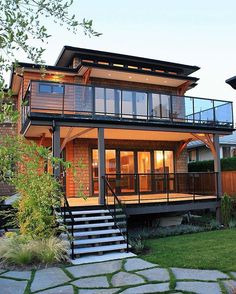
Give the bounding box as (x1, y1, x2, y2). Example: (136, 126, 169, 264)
(21, 80, 234, 129)
(103, 176, 129, 252)
(105, 172, 218, 204)
(61, 194, 75, 259)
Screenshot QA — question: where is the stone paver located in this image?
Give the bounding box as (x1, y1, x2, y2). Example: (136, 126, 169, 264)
(67, 260, 122, 278)
(111, 271, 145, 287)
(0, 278, 27, 294)
(37, 285, 74, 294)
(31, 267, 70, 292)
(172, 267, 228, 281)
(71, 276, 109, 288)
(176, 281, 222, 294)
(79, 289, 120, 294)
(119, 282, 170, 293)
(136, 267, 169, 281)
(1, 270, 31, 280)
(223, 280, 236, 294)
(124, 258, 157, 271)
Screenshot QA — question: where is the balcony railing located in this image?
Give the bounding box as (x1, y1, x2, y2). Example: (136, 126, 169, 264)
(22, 80, 234, 129)
(105, 172, 218, 205)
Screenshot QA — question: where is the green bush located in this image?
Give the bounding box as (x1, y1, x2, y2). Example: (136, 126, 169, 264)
(130, 236, 145, 254)
(0, 235, 69, 266)
(188, 156, 236, 172)
(221, 194, 233, 227)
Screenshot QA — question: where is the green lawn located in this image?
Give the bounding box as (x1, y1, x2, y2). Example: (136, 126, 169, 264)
(140, 228, 236, 272)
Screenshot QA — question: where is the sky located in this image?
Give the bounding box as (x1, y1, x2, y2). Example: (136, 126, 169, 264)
(15, 0, 236, 102)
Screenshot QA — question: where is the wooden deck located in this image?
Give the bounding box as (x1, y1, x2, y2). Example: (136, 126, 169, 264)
(67, 193, 217, 207)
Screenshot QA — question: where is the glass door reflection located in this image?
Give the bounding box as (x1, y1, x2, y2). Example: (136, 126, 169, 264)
(120, 151, 135, 194)
(137, 151, 151, 192)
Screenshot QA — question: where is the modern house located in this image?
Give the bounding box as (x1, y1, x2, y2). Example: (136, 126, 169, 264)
(187, 131, 236, 162)
(8, 46, 234, 258)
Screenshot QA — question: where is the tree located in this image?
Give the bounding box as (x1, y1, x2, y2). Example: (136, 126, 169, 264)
(0, 0, 101, 124)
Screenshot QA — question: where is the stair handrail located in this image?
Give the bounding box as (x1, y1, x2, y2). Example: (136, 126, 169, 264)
(62, 194, 75, 259)
(103, 176, 129, 252)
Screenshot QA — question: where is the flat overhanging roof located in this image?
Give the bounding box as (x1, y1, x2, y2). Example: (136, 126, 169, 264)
(226, 76, 236, 90)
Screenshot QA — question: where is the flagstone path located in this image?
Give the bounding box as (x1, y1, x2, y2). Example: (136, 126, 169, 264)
(0, 257, 235, 293)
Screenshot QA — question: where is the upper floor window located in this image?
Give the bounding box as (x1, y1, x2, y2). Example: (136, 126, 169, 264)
(39, 83, 64, 94)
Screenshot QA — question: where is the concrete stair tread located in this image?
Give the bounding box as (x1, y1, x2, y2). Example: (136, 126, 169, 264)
(70, 209, 109, 215)
(72, 243, 128, 255)
(66, 215, 113, 222)
(73, 229, 121, 237)
(68, 222, 115, 229)
(74, 236, 125, 245)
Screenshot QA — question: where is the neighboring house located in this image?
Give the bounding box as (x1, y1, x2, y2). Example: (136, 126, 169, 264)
(8, 46, 234, 258)
(187, 131, 236, 162)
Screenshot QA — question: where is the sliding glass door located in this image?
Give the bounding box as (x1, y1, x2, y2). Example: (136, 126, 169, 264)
(92, 148, 174, 195)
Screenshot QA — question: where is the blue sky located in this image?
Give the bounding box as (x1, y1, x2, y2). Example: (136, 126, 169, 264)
(17, 0, 236, 101)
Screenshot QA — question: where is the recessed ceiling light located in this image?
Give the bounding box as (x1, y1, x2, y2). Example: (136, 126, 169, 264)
(108, 73, 111, 76)
(145, 78, 149, 81)
(164, 80, 167, 83)
(129, 76, 132, 79)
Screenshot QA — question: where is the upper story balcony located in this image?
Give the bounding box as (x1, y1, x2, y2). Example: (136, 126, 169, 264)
(21, 80, 234, 131)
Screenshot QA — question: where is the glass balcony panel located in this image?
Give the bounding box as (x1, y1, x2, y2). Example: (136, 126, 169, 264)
(106, 88, 121, 116)
(161, 94, 170, 119)
(149, 94, 161, 118)
(69, 85, 93, 114)
(95, 87, 105, 115)
(136, 92, 147, 119)
(194, 98, 214, 124)
(172, 96, 194, 123)
(122, 91, 133, 118)
(214, 100, 233, 125)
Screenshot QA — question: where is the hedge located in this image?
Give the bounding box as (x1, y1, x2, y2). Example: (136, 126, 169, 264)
(188, 157, 236, 172)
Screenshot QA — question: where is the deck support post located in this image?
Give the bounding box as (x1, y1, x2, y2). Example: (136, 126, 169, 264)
(213, 134, 222, 198)
(98, 127, 105, 205)
(52, 121, 61, 179)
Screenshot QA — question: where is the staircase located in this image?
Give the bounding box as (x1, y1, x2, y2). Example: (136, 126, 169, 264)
(61, 205, 129, 259)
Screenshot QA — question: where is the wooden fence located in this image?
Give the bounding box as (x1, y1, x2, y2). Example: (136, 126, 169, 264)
(222, 171, 236, 196)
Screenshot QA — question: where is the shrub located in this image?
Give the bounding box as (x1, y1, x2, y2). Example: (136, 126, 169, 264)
(130, 236, 145, 254)
(221, 194, 233, 227)
(229, 219, 236, 229)
(188, 156, 236, 172)
(0, 235, 69, 266)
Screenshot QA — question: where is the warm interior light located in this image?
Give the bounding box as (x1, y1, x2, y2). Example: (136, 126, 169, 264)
(129, 76, 132, 79)
(155, 152, 163, 163)
(164, 80, 167, 83)
(108, 73, 112, 76)
(145, 78, 149, 81)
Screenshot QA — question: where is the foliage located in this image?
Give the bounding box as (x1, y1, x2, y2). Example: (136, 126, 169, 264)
(188, 156, 236, 172)
(141, 229, 236, 272)
(0, 234, 69, 266)
(130, 224, 206, 241)
(229, 219, 236, 228)
(129, 236, 145, 254)
(221, 194, 233, 227)
(0, 135, 83, 238)
(0, 0, 101, 85)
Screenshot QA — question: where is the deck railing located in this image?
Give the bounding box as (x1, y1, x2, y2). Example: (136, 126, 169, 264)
(21, 80, 233, 129)
(105, 172, 218, 204)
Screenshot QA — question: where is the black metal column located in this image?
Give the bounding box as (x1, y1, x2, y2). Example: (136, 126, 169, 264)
(98, 127, 105, 205)
(52, 121, 61, 179)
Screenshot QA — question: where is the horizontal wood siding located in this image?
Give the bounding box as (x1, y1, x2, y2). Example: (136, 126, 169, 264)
(222, 171, 236, 196)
